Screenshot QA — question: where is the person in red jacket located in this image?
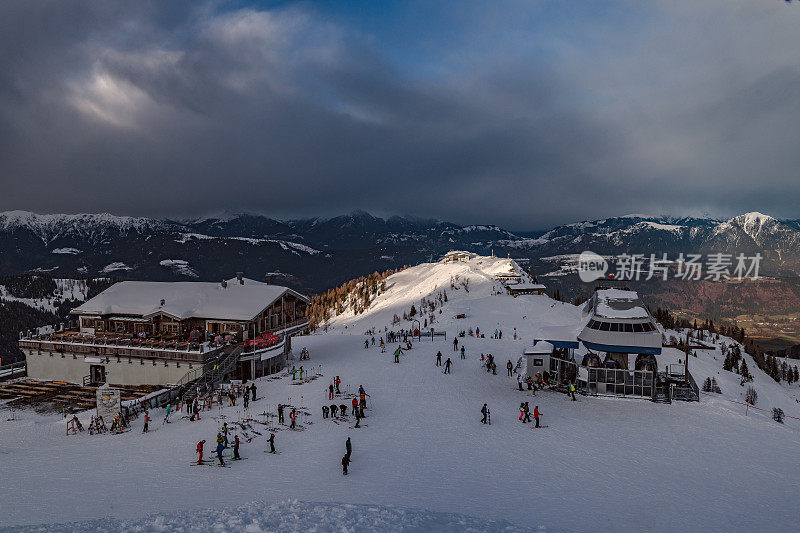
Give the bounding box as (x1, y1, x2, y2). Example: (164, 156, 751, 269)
(196, 440, 206, 464)
(533, 406, 542, 428)
(352, 397, 358, 414)
(232, 434, 241, 460)
(290, 409, 297, 429)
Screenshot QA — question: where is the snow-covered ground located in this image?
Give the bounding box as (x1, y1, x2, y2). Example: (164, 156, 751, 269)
(1, 255, 799, 532)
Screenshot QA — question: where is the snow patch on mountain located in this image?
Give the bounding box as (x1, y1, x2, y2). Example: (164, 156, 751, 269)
(50, 248, 82, 255)
(159, 259, 198, 278)
(176, 232, 320, 254)
(100, 262, 133, 273)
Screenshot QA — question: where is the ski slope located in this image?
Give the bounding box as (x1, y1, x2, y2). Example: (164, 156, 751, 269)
(1, 255, 799, 532)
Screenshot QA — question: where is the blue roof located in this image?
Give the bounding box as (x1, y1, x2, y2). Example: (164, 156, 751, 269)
(534, 338, 579, 349)
(581, 340, 662, 355)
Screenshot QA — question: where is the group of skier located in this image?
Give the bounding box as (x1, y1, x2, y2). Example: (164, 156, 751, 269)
(519, 402, 543, 427)
(328, 376, 342, 399)
(434, 351, 454, 374)
(322, 384, 370, 428)
(184, 381, 258, 422)
(196, 429, 277, 466)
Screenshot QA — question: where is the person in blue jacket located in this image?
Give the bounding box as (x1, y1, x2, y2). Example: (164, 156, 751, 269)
(216, 440, 226, 466)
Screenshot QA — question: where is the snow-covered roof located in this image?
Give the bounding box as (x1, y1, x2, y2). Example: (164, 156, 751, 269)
(593, 289, 650, 319)
(524, 341, 554, 355)
(507, 283, 546, 290)
(72, 278, 308, 322)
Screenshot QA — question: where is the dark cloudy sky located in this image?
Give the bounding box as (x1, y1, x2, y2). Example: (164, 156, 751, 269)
(1, 0, 799, 230)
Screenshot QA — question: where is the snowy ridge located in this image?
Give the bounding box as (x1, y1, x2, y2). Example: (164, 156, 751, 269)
(0, 210, 169, 245)
(327, 254, 579, 333)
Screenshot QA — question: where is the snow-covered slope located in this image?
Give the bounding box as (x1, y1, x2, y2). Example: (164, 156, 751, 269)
(327, 255, 581, 337)
(2, 255, 800, 532)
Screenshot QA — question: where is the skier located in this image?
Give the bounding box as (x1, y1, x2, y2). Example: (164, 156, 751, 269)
(394, 345, 402, 363)
(460, 345, 465, 359)
(359, 386, 369, 411)
(481, 404, 488, 424)
(267, 433, 276, 454)
(243, 391, 249, 409)
(569, 381, 576, 401)
(507, 360, 513, 377)
(436, 351, 442, 366)
(492, 362, 497, 375)
(196, 440, 206, 465)
(299, 366, 304, 380)
(340, 404, 348, 417)
(380, 339, 385, 352)
(216, 440, 226, 466)
(335, 376, 341, 395)
(364, 339, 369, 349)
(251, 383, 257, 402)
(331, 404, 338, 417)
(291, 366, 297, 380)
(533, 406, 542, 428)
(278, 404, 285, 424)
(371, 336, 375, 346)
(523, 402, 531, 423)
(290, 409, 297, 429)
(329, 383, 335, 400)
(342, 454, 350, 475)
(163, 405, 172, 425)
(517, 375, 523, 391)
(453, 338, 458, 351)
(352, 397, 358, 416)
(354, 407, 361, 428)
(142, 411, 150, 433)
(222, 422, 229, 446)
(233, 434, 241, 460)
(444, 358, 452, 374)
(322, 405, 329, 418)
(192, 398, 200, 421)
(499, 330, 502, 339)
(346, 437, 352, 458)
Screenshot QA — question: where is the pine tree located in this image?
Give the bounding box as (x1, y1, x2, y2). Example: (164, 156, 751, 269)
(740, 359, 750, 381)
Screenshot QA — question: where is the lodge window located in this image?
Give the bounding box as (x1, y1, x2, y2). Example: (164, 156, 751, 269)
(623, 324, 634, 333)
(633, 323, 644, 333)
(599, 322, 610, 331)
(609, 323, 619, 332)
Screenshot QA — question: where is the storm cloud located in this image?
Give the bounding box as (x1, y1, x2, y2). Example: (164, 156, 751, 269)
(1, 0, 799, 230)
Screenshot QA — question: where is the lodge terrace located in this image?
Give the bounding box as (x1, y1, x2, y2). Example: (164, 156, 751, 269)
(19, 276, 309, 387)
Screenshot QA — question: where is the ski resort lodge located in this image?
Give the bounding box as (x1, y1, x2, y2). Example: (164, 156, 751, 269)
(18, 276, 309, 387)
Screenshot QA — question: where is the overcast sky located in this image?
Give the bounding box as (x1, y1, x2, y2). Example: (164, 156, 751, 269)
(1, 0, 799, 230)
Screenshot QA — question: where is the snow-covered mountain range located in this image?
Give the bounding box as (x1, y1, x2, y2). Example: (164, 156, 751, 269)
(2, 210, 800, 292)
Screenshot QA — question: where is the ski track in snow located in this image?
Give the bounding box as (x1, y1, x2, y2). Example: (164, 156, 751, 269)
(1, 255, 799, 532)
